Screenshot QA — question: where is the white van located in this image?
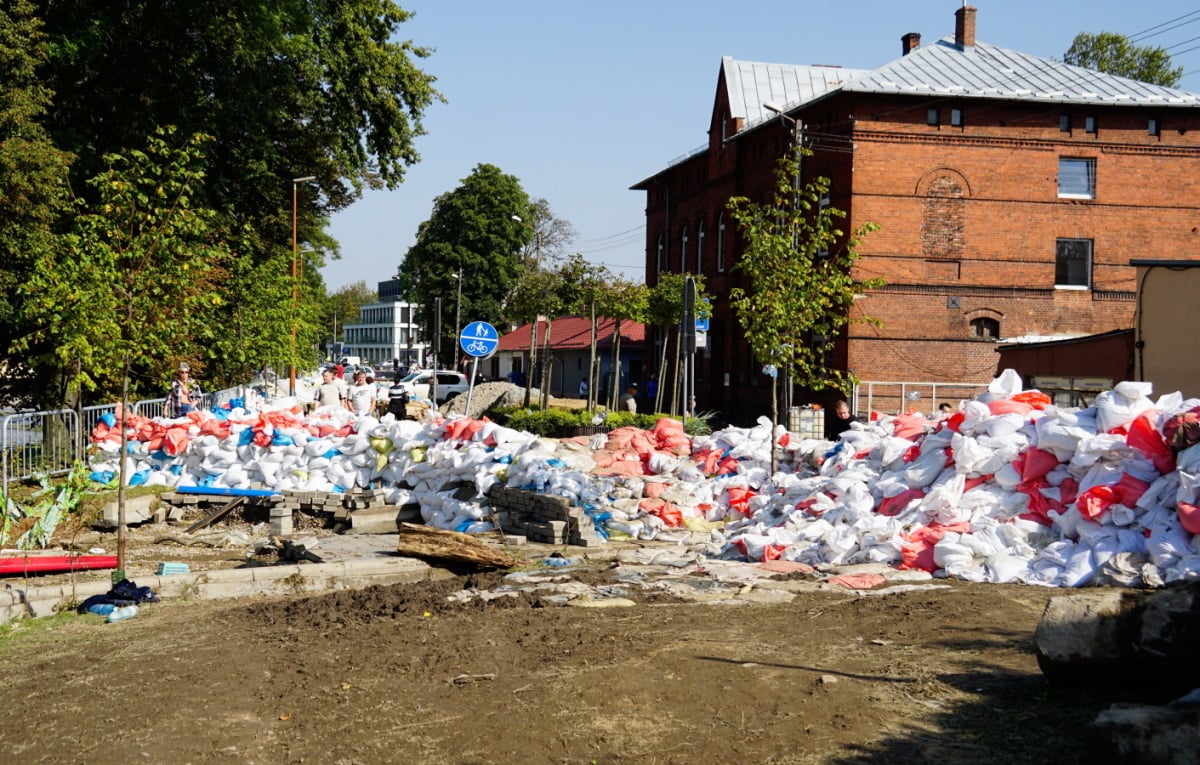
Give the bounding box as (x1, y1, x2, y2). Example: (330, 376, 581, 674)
(338, 356, 362, 367)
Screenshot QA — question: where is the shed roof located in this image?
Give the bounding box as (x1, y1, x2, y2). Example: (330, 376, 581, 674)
(498, 317, 645, 353)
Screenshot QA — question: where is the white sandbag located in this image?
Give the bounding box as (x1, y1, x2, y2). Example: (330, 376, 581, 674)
(1094, 381, 1154, 433)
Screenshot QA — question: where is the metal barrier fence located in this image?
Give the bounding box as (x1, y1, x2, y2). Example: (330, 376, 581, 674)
(2, 386, 246, 494)
(1, 409, 80, 495)
(853, 380, 992, 418)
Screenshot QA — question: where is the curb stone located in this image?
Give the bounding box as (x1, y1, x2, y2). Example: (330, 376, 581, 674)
(0, 556, 447, 625)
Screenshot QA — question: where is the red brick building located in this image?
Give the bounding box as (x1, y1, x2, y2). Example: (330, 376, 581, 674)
(632, 6, 1200, 425)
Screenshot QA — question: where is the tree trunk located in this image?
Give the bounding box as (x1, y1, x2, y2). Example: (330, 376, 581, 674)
(770, 374, 779, 475)
(522, 320, 537, 408)
(539, 321, 554, 410)
(117, 354, 130, 578)
(608, 320, 623, 410)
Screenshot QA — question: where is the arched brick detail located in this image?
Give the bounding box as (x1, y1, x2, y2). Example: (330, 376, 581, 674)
(918, 169, 970, 259)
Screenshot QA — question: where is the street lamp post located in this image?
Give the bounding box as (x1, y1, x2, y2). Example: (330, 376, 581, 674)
(290, 176, 317, 396)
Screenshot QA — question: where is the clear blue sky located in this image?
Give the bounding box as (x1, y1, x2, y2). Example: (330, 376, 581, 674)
(322, 0, 1200, 293)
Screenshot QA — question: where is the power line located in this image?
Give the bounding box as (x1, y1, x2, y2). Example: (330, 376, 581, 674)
(1129, 9, 1200, 42)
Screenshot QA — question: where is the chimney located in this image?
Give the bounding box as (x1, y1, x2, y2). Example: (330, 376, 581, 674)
(955, 5, 977, 49)
(901, 32, 921, 55)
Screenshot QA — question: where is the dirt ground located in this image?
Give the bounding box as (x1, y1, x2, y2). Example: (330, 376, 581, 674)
(0, 540, 1142, 765)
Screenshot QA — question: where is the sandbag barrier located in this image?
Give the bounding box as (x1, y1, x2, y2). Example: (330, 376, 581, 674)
(83, 370, 1200, 587)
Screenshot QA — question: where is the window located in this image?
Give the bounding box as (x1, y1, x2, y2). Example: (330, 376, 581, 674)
(679, 226, 689, 274)
(1085, 116, 1096, 134)
(1149, 118, 1160, 137)
(927, 107, 939, 126)
(816, 189, 832, 258)
(656, 234, 664, 274)
(950, 108, 963, 127)
(970, 317, 1000, 339)
(1056, 239, 1092, 288)
(1058, 158, 1096, 199)
(717, 213, 726, 272)
(696, 222, 705, 274)
(1059, 114, 1071, 132)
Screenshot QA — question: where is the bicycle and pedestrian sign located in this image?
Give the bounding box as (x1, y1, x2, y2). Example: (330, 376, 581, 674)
(459, 321, 499, 358)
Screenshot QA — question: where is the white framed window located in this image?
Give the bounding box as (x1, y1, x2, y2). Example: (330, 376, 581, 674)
(1055, 238, 1092, 288)
(816, 189, 832, 258)
(1058, 158, 1096, 199)
(717, 213, 726, 272)
(696, 222, 705, 274)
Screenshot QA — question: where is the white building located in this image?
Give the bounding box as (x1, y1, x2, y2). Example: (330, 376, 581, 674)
(339, 280, 425, 369)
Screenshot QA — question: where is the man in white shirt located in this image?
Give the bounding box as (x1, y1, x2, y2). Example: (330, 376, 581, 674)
(346, 370, 376, 416)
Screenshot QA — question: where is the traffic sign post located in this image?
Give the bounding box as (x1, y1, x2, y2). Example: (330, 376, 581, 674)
(458, 322, 499, 415)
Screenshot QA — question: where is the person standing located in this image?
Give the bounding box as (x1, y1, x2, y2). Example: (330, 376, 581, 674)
(346, 370, 376, 416)
(578, 379, 589, 399)
(166, 364, 196, 418)
(388, 374, 411, 418)
(644, 374, 658, 411)
(313, 368, 346, 411)
(619, 382, 639, 414)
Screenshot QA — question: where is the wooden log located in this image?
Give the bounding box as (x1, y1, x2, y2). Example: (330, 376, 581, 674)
(395, 522, 518, 569)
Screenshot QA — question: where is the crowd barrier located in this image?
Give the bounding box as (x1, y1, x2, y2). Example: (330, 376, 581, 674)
(1, 386, 246, 495)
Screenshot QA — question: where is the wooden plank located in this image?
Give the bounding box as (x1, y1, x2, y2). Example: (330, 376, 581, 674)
(184, 496, 245, 534)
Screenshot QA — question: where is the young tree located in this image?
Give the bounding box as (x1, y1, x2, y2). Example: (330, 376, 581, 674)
(18, 127, 233, 572)
(594, 279, 650, 411)
(1064, 32, 1183, 86)
(645, 272, 709, 416)
(727, 146, 881, 466)
(398, 163, 531, 364)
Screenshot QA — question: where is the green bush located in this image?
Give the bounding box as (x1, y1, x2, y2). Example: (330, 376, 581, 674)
(488, 405, 713, 437)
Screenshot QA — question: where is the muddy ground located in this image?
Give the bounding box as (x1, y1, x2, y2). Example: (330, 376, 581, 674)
(0, 555, 1146, 765)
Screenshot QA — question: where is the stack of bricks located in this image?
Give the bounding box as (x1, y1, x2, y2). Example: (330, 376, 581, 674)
(487, 485, 605, 548)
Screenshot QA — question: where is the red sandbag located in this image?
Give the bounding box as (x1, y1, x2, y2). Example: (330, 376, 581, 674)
(1020, 447, 1060, 482)
(987, 398, 1033, 416)
(1126, 411, 1175, 476)
(877, 487, 924, 517)
(1178, 502, 1200, 535)
(1076, 473, 1151, 520)
(891, 410, 926, 440)
(1011, 390, 1052, 409)
(829, 573, 886, 589)
(726, 486, 756, 517)
(639, 497, 683, 527)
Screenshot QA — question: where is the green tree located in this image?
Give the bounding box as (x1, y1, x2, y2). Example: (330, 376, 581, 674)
(323, 280, 379, 356)
(727, 146, 880, 461)
(398, 163, 531, 365)
(1064, 32, 1183, 86)
(18, 127, 232, 571)
(8, 0, 441, 397)
(0, 0, 74, 407)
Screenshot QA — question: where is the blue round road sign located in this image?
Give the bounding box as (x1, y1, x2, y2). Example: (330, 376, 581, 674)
(459, 321, 499, 358)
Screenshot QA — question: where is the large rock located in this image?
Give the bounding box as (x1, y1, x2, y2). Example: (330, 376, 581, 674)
(1036, 585, 1200, 695)
(97, 493, 158, 529)
(1087, 692, 1200, 765)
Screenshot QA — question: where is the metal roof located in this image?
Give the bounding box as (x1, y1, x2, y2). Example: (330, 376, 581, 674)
(843, 36, 1200, 107)
(723, 57, 869, 124)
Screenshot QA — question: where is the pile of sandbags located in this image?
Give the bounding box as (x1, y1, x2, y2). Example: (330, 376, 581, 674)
(87, 370, 1200, 587)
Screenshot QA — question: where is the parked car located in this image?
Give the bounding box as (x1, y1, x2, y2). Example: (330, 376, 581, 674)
(392, 370, 470, 404)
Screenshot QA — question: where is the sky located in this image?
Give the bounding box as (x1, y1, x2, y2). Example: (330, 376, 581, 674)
(322, 0, 1200, 294)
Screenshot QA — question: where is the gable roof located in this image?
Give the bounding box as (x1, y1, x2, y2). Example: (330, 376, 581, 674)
(497, 317, 645, 353)
(843, 37, 1200, 107)
(722, 57, 869, 125)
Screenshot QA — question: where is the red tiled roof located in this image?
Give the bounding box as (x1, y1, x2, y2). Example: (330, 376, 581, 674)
(498, 316, 645, 352)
